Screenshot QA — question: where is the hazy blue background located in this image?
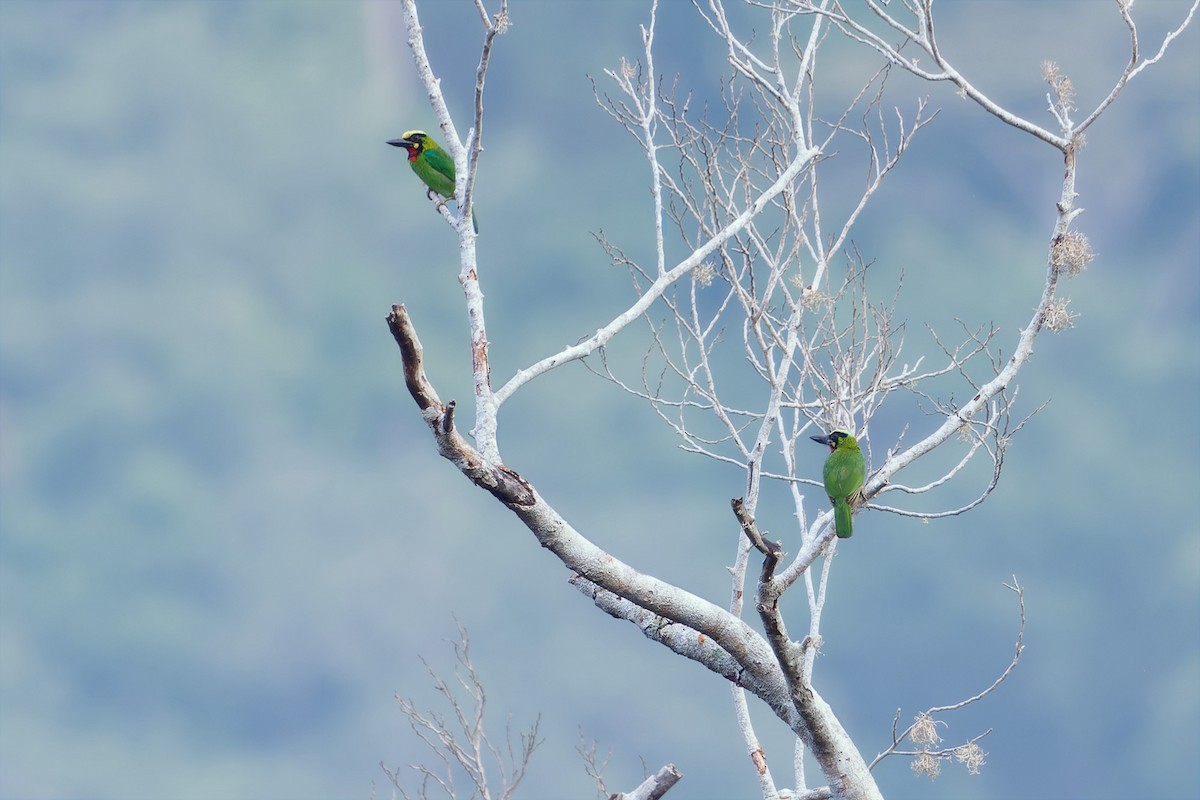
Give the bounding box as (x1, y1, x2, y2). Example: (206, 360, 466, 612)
(1, 2, 1197, 799)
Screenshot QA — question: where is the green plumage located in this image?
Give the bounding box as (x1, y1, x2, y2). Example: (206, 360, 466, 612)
(810, 429, 866, 538)
(387, 130, 478, 233)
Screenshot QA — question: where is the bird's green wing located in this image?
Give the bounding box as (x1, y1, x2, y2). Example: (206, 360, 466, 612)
(421, 148, 457, 193)
(824, 448, 865, 538)
(411, 145, 477, 230)
(824, 451, 862, 497)
(412, 158, 455, 199)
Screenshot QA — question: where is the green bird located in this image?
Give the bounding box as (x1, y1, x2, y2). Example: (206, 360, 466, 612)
(810, 429, 866, 538)
(387, 130, 478, 233)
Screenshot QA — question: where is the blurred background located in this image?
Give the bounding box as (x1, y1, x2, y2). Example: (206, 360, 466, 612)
(1, 1, 1197, 799)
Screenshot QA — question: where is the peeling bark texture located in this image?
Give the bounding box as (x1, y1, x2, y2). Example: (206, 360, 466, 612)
(387, 305, 534, 508)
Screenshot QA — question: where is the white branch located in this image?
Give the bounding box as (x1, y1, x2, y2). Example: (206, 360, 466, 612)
(494, 146, 818, 406)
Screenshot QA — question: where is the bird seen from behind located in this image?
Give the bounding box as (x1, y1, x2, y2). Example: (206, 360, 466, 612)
(810, 429, 866, 538)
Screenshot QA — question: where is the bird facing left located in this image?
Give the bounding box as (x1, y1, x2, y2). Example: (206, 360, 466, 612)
(387, 130, 479, 233)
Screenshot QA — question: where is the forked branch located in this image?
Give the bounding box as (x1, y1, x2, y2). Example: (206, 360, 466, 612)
(870, 579, 1026, 778)
(384, 623, 542, 800)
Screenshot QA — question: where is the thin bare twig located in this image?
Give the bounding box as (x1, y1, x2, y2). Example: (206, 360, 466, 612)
(385, 622, 543, 800)
(869, 579, 1026, 773)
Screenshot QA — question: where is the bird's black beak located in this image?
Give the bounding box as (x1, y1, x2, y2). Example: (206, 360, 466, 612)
(810, 433, 833, 448)
(386, 138, 406, 148)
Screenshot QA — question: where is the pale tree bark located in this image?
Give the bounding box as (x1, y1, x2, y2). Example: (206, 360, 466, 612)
(387, 1, 1196, 797)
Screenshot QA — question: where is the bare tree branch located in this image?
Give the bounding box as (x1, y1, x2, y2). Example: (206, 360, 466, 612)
(869, 579, 1026, 776)
(608, 763, 684, 800)
(389, 1, 1194, 796)
(387, 305, 534, 508)
(385, 623, 542, 800)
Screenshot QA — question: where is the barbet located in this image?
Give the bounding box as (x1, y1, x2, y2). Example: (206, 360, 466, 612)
(810, 429, 866, 538)
(387, 130, 478, 233)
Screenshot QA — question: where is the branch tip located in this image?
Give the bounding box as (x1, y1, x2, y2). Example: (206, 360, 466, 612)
(731, 498, 783, 560)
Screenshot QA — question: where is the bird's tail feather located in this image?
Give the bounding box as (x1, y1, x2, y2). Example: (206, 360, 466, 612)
(834, 498, 853, 538)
